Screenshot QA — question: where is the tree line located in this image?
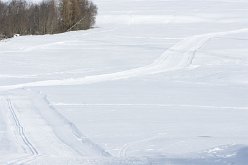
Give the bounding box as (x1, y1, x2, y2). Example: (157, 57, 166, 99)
(0, 0, 97, 39)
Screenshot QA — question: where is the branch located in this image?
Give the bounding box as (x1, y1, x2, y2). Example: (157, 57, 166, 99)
(66, 16, 86, 32)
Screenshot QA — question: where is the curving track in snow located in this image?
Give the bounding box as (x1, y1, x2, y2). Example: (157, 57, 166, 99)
(1, 28, 248, 91)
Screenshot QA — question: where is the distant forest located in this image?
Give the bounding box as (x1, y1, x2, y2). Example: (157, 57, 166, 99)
(0, 0, 97, 39)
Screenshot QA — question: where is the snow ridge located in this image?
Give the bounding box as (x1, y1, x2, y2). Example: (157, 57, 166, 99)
(29, 90, 111, 157)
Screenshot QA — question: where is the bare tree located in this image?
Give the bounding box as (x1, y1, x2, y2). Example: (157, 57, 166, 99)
(0, 0, 97, 39)
(59, 0, 97, 31)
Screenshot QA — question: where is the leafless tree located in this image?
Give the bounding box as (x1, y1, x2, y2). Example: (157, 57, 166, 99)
(0, 0, 97, 39)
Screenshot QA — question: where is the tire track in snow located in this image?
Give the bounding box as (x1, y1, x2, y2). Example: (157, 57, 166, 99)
(0, 28, 248, 91)
(6, 98, 39, 165)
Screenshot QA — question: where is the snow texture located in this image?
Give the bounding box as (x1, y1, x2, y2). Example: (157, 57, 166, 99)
(0, 0, 248, 164)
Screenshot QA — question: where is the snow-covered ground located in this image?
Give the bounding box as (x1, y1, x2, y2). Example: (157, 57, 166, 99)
(1, 0, 248, 164)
